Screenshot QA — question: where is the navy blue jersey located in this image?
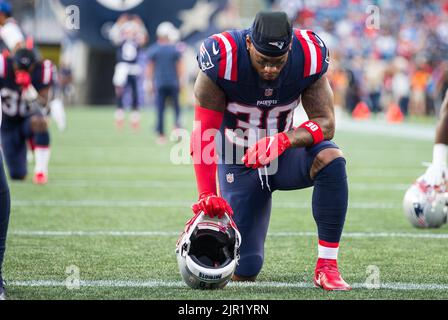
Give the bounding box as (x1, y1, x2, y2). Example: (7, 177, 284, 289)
(0, 55, 53, 128)
(197, 28, 329, 162)
(117, 39, 140, 64)
(147, 43, 181, 88)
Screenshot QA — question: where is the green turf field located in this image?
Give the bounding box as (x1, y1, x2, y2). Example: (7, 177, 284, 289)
(3, 106, 448, 300)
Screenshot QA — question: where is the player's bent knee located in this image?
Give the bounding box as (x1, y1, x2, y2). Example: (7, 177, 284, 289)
(10, 174, 26, 181)
(232, 274, 257, 282)
(0, 182, 9, 195)
(311, 148, 344, 179)
(234, 254, 263, 280)
(31, 116, 48, 133)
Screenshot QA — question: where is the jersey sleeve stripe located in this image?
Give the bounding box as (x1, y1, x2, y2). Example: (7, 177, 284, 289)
(307, 31, 323, 75)
(42, 60, 53, 85)
(212, 35, 227, 80)
(294, 29, 311, 77)
(222, 31, 238, 81)
(300, 30, 317, 76)
(213, 33, 237, 81)
(0, 55, 6, 78)
(295, 29, 323, 77)
(214, 33, 232, 81)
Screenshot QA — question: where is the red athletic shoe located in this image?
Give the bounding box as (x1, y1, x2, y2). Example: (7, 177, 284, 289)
(314, 258, 351, 291)
(115, 119, 125, 130)
(33, 172, 48, 185)
(131, 120, 140, 131)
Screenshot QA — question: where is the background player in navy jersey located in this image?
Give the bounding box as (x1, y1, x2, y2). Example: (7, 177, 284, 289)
(0, 48, 53, 185)
(190, 11, 350, 290)
(110, 14, 148, 130)
(0, 96, 11, 300)
(147, 22, 183, 145)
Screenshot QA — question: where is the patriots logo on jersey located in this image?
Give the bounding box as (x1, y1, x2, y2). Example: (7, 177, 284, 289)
(199, 43, 214, 71)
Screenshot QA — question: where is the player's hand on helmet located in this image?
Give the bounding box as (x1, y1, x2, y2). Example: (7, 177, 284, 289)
(419, 163, 447, 187)
(15, 70, 32, 89)
(15, 70, 39, 102)
(21, 85, 39, 103)
(192, 193, 233, 219)
(242, 132, 291, 169)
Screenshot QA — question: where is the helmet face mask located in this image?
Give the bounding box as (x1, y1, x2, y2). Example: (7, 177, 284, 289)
(176, 212, 241, 289)
(403, 181, 448, 228)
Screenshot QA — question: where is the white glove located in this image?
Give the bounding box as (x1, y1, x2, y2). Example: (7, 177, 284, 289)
(50, 98, 66, 131)
(419, 144, 448, 187)
(22, 85, 38, 103)
(419, 163, 447, 187)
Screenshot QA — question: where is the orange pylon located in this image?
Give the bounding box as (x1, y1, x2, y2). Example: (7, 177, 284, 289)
(386, 103, 404, 123)
(352, 101, 371, 120)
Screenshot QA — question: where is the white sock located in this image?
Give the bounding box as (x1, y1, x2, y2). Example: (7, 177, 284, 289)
(433, 144, 448, 167)
(34, 147, 50, 174)
(115, 109, 125, 121)
(130, 111, 140, 125)
(318, 240, 339, 260)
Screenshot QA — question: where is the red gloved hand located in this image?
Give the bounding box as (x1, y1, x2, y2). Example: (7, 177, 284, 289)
(242, 132, 291, 169)
(15, 70, 32, 89)
(192, 193, 233, 219)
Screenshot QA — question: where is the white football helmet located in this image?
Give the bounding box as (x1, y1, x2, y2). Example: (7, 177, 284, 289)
(176, 212, 241, 290)
(403, 181, 448, 228)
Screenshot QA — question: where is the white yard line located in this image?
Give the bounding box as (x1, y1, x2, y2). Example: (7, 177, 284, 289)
(8, 279, 448, 291)
(10, 180, 409, 190)
(11, 200, 402, 209)
(336, 118, 435, 141)
(9, 230, 448, 239)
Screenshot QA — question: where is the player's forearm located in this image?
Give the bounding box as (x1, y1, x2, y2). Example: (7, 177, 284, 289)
(285, 116, 334, 148)
(435, 121, 448, 146)
(289, 76, 335, 147)
(190, 105, 224, 197)
(435, 90, 448, 145)
(191, 72, 227, 197)
(432, 91, 448, 166)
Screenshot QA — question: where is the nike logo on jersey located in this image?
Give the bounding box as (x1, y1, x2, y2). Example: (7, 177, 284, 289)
(268, 41, 284, 49)
(314, 33, 325, 47)
(212, 42, 219, 55)
(325, 49, 330, 64)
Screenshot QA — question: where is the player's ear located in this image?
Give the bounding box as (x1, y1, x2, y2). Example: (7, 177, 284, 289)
(245, 35, 252, 51)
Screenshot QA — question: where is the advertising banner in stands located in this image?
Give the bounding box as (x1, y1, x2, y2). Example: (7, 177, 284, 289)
(59, 0, 229, 48)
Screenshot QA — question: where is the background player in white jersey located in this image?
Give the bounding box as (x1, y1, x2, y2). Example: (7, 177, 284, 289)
(110, 14, 148, 130)
(0, 1, 24, 54)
